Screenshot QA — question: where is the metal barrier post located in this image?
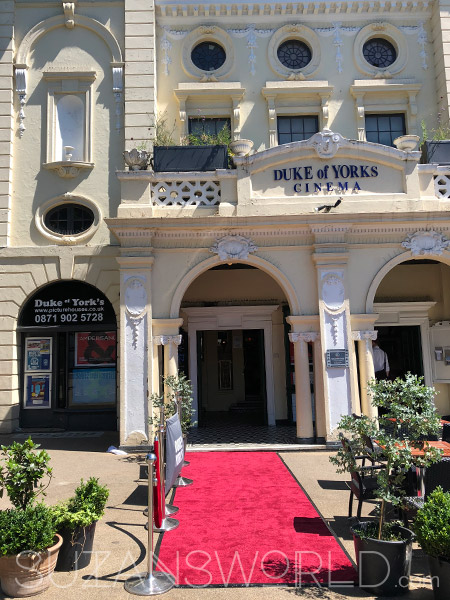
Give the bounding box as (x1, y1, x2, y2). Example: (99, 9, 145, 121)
(149, 405, 179, 532)
(125, 453, 175, 596)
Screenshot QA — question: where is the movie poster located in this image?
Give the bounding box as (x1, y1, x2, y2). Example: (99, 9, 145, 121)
(24, 373, 51, 409)
(75, 332, 116, 367)
(25, 338, 52, 372)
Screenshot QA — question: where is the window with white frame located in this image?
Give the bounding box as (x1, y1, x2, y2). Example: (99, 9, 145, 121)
(277, 116, 318, 144)
(43, 71, 95, 175)
(365, 113, 406, 147)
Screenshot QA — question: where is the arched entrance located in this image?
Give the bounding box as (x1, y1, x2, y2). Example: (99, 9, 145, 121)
(18, 281, 117, 430)
(368, 258, 450, 416)
(178, 263, 293, 428)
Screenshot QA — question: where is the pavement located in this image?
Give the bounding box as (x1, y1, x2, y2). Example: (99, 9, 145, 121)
(0, 431, 435, 600)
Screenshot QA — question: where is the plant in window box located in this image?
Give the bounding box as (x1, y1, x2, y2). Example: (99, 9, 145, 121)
(153, 122, 232, 172)
(52, 477, 109, 571)
(330, 373, 442, 595)
(420, 112, 450, 165)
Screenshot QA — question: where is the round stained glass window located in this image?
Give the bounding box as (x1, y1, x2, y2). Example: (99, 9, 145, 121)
(44, 203, 94, 236)
(191, 42, 226, 71)
(277, 39, 312, 70)
(363, 38, 397, 68)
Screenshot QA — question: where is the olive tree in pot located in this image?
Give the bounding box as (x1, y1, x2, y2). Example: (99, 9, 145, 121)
(0, 437, 61, 597)
(414, 487, 450, 600)
(52, 477, 109, 571)
(331, 373, 442, 596)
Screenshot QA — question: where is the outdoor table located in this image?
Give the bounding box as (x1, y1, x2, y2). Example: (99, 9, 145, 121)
(410, 441, 450, 495)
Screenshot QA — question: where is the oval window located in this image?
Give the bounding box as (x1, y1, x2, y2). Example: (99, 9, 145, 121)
(44, 203, 94, 236)
(191, 41, 226, 71)
(277, 39, 312, 70)
(363, 38, 397, 69)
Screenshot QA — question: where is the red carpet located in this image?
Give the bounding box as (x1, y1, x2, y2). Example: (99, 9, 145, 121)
(155, 452, 356, 587)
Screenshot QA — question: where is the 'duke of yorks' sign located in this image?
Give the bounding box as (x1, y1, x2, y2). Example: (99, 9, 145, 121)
(273, 164, 379, 194)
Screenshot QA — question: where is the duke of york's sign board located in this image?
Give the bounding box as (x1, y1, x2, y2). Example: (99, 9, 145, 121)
(250, 158, 403, 198)
(273, 163, 379, 195)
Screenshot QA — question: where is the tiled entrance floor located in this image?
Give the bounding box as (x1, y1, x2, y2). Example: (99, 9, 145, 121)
(187, 423, 299, 446)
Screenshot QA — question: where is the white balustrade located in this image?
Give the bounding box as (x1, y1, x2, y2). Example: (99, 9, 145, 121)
(434, 168, 450, 200)
(152, 179, 221, 206)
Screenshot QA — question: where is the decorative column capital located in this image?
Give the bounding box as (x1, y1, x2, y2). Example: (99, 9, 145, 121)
(153, 334, 182, 346)
(352, 330, 378, 342)
(289, 332, 318, 343)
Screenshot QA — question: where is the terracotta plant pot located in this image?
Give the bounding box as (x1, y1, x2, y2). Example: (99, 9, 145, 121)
(0, 534, 62, 597)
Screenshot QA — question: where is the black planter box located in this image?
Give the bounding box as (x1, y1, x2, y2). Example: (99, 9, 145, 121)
(421, 140, 450, 165)
(153, 145, 228, 172)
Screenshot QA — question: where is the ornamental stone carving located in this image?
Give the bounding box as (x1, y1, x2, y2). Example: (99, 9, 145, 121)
(124, 277, 147, 317)
(289, 332, 318, 343)
(321, 273, 345, 310)
(210, 235, 258, 262)
(402, 231, 450, 256)
(153, 335, 182, 346)
(310, 129, 345, 159)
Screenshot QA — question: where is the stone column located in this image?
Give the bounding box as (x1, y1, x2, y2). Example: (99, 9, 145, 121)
(313, 336, 327, 442)
(157, 334, 182, 380)
(117, 256, 153, 448)
(288, 332, 316, 443)
(353, 330, 378, 419)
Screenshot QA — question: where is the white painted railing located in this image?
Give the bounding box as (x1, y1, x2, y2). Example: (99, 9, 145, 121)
(434, 167, 450, 200)
(151, 177, 221, 206)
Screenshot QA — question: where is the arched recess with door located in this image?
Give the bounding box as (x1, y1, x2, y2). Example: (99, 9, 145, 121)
(366, 253, 450, 416)
(18, 281, 118, 431)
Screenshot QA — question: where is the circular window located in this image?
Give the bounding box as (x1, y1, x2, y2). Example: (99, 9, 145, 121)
(277, 39, 312, 70)
(363, 38, 397, 68)
(191, 42, 226, 71)
(44, 203, 94, 235)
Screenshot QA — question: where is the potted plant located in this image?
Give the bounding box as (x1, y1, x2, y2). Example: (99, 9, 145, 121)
(0, 438, 61, 597)
(420, 115, 450, 165)
(153, 123, 231, 172)
(414, 486, 450, 600)
(331, 373, 442, 595)
(0, 503, 62, 597)
(52, 477, 109, 571)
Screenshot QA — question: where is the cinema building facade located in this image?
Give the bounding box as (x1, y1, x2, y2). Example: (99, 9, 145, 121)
(2, 0, 450, 445)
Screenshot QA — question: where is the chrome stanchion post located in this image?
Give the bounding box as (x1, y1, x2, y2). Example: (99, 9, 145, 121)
(125, 453, 175, 596)
(151, 404, 179, 532)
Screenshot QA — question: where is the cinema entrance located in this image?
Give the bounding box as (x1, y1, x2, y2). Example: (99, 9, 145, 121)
(18, 281, 118, 431)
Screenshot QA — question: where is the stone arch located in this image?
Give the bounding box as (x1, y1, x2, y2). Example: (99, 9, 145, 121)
(365, 250, 450, 313)
(16, 14, 122, 66)
(169, 254, 301, 318)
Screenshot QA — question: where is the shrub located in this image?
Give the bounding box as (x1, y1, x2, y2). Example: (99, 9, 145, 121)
(53, 477, 109, 532)
(414, 487, 450, 560)
(0, 503, 56, 556)
(0, 437, 52, 509)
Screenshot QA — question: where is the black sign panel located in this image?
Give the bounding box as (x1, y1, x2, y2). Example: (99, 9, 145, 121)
(326, 349, 349, 368)
(20, 281, 116, 328)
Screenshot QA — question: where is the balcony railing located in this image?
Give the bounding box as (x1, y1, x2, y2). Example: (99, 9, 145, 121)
(152, 178, 221, 206)
(434, 167, 450, 200)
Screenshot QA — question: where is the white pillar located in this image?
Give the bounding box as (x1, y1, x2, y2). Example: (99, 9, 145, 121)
(353, 330, 378, 419)
(313, 336, 327, 441)
(289, 332, 316, 442)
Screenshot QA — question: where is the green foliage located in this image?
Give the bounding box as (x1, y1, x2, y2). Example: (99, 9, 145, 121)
(154, 111, 177, 147)
(414, 487, 450, 560)
(184, 123, 232, 148)
(330, 373, 442, 539)
(0, 437, 52, 509)
(52, 477, 109, 532)
(149, 374, 197, 435)
(0, 503, 56, 556)
(352, 520, 409, 542)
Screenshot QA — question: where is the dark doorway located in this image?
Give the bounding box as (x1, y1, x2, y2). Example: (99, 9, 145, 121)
(197, 329, 267, 426)
(375, 325, 424, 380)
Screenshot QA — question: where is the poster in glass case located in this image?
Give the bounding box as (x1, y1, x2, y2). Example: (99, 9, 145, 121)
(24, 373, 51, 409)
(25, 337, 52, 372)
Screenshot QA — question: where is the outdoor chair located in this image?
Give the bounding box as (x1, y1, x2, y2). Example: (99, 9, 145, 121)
(400, 457, 450, 526)
(340, 436, 384, 518)
(442, 423, 450, 443)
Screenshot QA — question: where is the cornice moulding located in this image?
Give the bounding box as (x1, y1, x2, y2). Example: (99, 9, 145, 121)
(155, 1, 431, 20)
